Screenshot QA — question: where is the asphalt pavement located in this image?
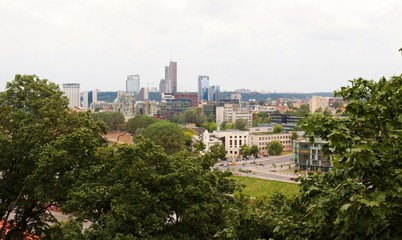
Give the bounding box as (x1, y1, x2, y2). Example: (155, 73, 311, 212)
(214, 154, 300, 183)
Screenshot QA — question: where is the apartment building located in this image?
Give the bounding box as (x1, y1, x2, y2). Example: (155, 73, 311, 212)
(248, 132, 292, 156)
(309, 96, 329, 112)
(216, 105, 253, 127)
(292, 138, 332, 171)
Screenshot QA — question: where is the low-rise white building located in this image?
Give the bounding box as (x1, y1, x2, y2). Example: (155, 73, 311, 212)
(212, 130, 249, 159)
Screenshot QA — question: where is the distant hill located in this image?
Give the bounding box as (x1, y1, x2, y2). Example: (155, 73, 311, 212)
(220, 91, 334, 101)
(98, 92, 117, 102)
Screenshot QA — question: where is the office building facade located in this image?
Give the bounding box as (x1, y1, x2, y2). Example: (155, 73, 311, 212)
(198, 76, 209, 101)
(62, 83, 80, 108)
(165, 61, 177, 93)
(126, 75, 140, 93)
(208, 85, 220, 101)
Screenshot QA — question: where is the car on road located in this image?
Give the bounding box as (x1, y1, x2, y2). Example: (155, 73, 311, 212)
(289, 176, 297, 181)
(258, 163, 264, 167)
(269, 169, 277, 172)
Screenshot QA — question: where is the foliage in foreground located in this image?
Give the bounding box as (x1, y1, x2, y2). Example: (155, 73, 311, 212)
(49, 137, 236, 239)
(0, 75, 107, 239)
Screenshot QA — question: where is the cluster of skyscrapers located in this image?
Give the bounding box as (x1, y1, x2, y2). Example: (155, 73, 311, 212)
(197, 76, 220, 102)
(61, 60, 222, 118)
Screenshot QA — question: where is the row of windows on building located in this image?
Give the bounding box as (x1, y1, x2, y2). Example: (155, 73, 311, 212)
(256, 140, 292, 146)
(229, 135, 247, 139)
(229, 140, 243, 147)
(251, 136, 290, 141)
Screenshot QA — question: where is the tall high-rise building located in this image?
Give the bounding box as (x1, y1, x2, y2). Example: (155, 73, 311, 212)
(62, 83, 80, 108)
(159, 79, 167, 94)
(126, 75, 140, 93)
(208, 85, 220, 101)
(139, 87, 149, 100)
(165, 61, 177, 93)
(198, 76, 209, 101)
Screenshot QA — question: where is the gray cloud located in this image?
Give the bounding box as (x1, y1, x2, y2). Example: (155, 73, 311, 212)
(0, 0, 401, 92)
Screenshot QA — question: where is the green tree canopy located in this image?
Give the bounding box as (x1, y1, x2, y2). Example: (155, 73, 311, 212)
(250, 145, 260, 156)
(209, 144, 227, 160)
(272, 124, 284, 134)
(291, 132, 299, 141)
(141, 121, 185, 154)
(0, 75, 106, 239)
(170, 107, 208, 127)
(323, 107, 332, 117)
(202, 121, 217, 133)
(53, 137, 236, 239)
(292, 103, 310, 117)
(125, 114, 159, 134)
(266, 141, 283, 156)
(288, 75, 402, 239)
(234, 119, 248, 131)
(220, 121, 233, 130)
(91, 111, 125, 131)
(332, 101, 344, 109)
(240, 145, 251, 156)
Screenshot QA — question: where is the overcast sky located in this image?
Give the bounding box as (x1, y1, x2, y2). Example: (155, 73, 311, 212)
(1, 0, 401, 93)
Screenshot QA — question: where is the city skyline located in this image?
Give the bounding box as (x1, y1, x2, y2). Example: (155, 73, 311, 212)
(1, 1, 402, 93)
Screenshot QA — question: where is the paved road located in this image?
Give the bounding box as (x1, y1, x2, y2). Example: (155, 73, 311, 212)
(214, 154, 299, 183)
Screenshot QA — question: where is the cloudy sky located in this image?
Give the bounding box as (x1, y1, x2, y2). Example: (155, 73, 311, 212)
(1, 0, 401, 93)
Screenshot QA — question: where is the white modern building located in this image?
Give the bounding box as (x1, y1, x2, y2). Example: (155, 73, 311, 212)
(62, 83, 80, 108)
(126, 75, 140, 94)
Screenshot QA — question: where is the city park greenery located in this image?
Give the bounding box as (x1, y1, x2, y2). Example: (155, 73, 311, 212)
(1, 74, 402, 239)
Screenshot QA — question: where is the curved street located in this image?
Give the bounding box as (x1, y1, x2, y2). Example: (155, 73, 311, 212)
(214, 154, 300, 183)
